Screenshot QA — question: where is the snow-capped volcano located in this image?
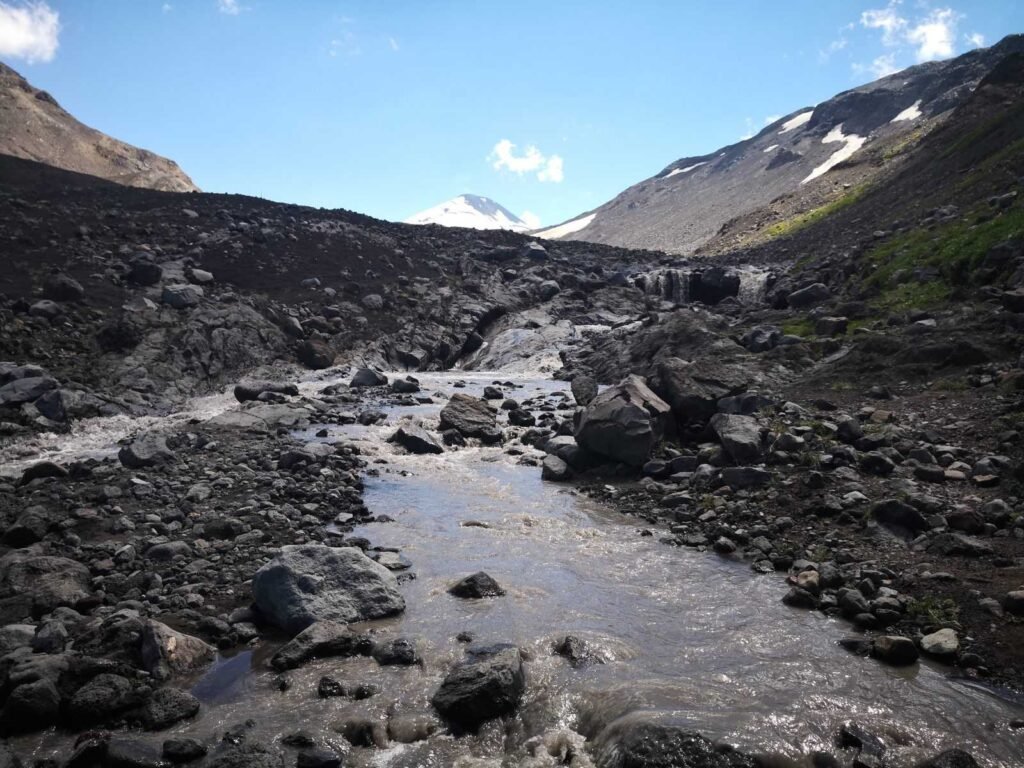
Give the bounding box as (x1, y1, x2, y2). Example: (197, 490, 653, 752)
(405, 194, 531, 232)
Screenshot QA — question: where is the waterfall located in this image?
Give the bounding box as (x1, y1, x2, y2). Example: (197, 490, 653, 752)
(630, 266, 768, 306)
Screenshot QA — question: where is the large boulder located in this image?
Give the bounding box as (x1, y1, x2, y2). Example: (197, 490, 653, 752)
(252, 545, 405, 635)
(0, 550, 92, 616)
(650, 357, 748, 428)
(118, 433, 174, 469)
(591, 720, 757, 768)
(786, 282, 830, 308)
(430, 645, 525, 730)
(574, 375, 671, 467)
(709, 413, 762, 465)
(0, 376, 58, 407)
(439, 394, 498, 441)
(233, 381, 299, 402)
(297, 339, 335, 370)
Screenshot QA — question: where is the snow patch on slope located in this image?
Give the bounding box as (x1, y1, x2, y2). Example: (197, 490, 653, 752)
(535, 213, 597, 240)
(763, 144, 779, 153)
(779, 111, 813, 134)
(891, 100, 923, 123)
(405, 194, 530, 231)
(665, 162, 707, 178)
(802, 124, 866, 183)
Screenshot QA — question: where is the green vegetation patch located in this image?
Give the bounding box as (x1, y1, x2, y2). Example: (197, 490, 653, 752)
(767, 185, 867, 240)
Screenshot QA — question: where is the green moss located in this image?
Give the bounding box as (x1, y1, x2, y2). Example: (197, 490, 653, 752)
(907, 596, 960, 626)
(767, 185, 868, 240)
(781, 319, 815, 337)
(862, 205, 1024, 311)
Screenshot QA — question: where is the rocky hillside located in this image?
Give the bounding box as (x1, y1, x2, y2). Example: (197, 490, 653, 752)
(0, 63, 197, 193)
(540, 34, 1024, 255)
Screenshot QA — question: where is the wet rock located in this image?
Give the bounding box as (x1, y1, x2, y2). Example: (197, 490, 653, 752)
(141, 620, 215, 681)
(296, 749, 344, 768)
(141, 687, 201, 730)
(270, 620, 371, 671)
(553, 635, 605, 667)
(163, 737, 208, 763)
(338, 717, 388, 748)
(388, 425, 442, 455)
(783, 587, 818, 609)
(372, 638, 420, 666)
(741, 325, 782, 352)
(541, 454, 572, 481)
(317, 675, 347, 698)
(0, 678, 61, 734)
(431, 645, 525, 731)
(106, 738, 168, 768)
(391, 377, 420, 393)
(350, 368, 388, 387)
(233, 381, 298, 402)
(571, 374, 598, 406)
(252, 545, 405, 634)
(483, 385, 504, 400)
(297, 339, 335, 370)
(839, 723, 886, 758)
(508, 409, 536, 427)
(574, 375, 672, 467)
(118, 433, 174, 469)
(439, 393, 498, 441)
(591, 720, 757, 768)
(448, 571, 505, 598)
(871, 635, 919, 666)
(387, 712, 440, 744)
(914, 749, 979, 768)
(919, 628, 959, 661)
(709, 413, 762, 465)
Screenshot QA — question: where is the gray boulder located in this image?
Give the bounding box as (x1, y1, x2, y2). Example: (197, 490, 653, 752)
(234, 381, 299, 402)
(270, 620, 371, 671)
(574, 375, 672, 467)
(709, 413, 762, 465)
(439, 393, 498, 440)
(43, 273, 85, 302)
(118, 433, 174, 469)
(161, 284, 204, 309)
(787, 282, 830, 308)
(141, 620, 215, 681)
(0, 550, 92, 616)
(252, 545, 405, 635)
(0, 376, 58, 406)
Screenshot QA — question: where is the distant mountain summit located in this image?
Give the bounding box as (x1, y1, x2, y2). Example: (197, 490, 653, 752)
(0, 62, 197, 193)
(540, 34, 1024, 254)
(405, 194, 531, 232)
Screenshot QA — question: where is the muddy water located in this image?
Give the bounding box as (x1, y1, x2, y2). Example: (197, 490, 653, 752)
(176, 373, 1022, 767)
(7, 371, 1024, 765)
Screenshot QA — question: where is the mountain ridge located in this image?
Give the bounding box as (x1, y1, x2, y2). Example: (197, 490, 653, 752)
(405, 193, 531, 232)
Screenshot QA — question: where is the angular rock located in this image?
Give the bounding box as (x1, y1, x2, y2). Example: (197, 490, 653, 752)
(297, 339, 334, 370)
(871, 635, 919, 666)
(919, 628, 959, 660)
(141, 620, 215, 681)
(388, 425, 443, 455)
(162, 284, 203, 309)
(233, 381, 298, 402)
(0, 550, 92, 616)
(141, 687, 201, 730)
(709, 413, 762, 465)
(574, 375, 671, 467)
(118, 433, 174, 469)
(350, 368, 388, 387)
(252, 545, 405, 634)
(570, 374, 598, 406)
(439, 393, 497, 440)
(541, 454, 572, 481)
(270, 620, 372, 671)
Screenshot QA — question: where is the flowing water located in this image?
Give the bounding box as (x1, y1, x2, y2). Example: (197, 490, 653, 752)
(7, 371, 1024, 766)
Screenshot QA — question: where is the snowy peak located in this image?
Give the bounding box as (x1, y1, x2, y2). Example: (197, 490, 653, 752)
(405, 194, 531, 232)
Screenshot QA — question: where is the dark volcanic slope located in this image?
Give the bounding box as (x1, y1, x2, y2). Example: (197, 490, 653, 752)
(0, 153, 663, 414)
(539, 34, 1024, 255)
(0, 63, 197, 193)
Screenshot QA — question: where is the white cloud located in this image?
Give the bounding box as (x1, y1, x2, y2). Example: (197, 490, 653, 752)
(854, 52, 901, 78)
(0, 1, 59, 63)
(537, 155, 563, 183)
(217, 0, 242, 15)
(388, 36, 399, 51)
(162, 3, 173, 12)
(906, 8, 959, 62)
(489, 139, 564, 183)
(966, 32, 985, 48)
(519, 210, 541, 229)
(329, 31, 360, 57)
(818, 36, 848, 63)
(860, 2, 907, 46)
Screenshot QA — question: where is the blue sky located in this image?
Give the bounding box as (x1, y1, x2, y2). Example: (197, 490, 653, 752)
(1, 1, 1022, 227)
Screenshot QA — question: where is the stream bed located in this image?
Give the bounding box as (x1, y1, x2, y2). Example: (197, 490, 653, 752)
(7, 372, 1024, 766)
